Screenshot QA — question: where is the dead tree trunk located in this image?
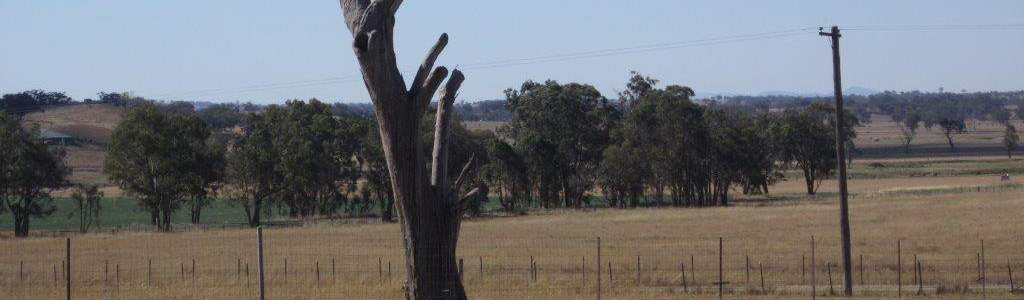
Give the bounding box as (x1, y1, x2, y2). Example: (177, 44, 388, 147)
(337, 1, 480, 300)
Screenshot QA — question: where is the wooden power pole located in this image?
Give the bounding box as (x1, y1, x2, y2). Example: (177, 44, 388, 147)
(820, 25, 854, 297)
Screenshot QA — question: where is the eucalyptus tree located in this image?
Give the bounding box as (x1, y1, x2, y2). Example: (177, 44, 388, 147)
(504, 80, 615, 208)
(105, 105, 218, 231)
(0, 112, 70, 237)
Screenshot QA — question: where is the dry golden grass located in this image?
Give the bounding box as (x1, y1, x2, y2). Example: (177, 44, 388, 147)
(3, 181, 1023, 300)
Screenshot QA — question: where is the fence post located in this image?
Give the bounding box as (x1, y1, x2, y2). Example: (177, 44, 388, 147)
(802, 254, 806, 284)
(916, 260, 923, 295)
(458, 258, 464, 279)
(53, 263, 57, 287)
(257, 227, 266, 300)
(811, 236, 816, 300)
(192, 259, 196, 283)
(19, 261, 23, 283)
(897, 239, 902, 298)
(759, 262, 765, 294)
(284, 258, 288, 284)
(827, 262, 834, 295)
(66, 237, 71, 300)
(596, 237, 601, 300)
(237, 259, 241, 280)
(681, 262, 688, 292)
(636, 254, 641, 283)
(859, 253, 864, 286)
(981, 239, 986, 298)
(479, 256, 483, 278)
(687, 254, 694, 285)
(532, 253, 540, 280)
(316, 261, 320, 287)
(582, 256, 586, 286)
(332, 258, 336, 281)
(913, 254, 918, 286)
(148, 259, 152, 286)
(105, 260, 109, 283)
(746, 255, 750, 286)
(378, 258, 382, 283)
(180, 262, 184, 281)
(1008, 261, 1015, 292)
(388, 260, 392, 282)
(717, 237, 724, 300)
(116, 263, 120, 287)
(246, 263, 251, 286)
(608, 262, 613, 287)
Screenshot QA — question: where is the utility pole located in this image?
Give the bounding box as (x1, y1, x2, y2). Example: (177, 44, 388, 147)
(820, 25, 854, 297)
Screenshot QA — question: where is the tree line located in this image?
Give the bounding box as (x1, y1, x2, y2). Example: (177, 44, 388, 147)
(2, 74, 864, 235)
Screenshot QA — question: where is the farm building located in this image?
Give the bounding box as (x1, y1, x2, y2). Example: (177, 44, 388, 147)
(37, 128, 76, 145)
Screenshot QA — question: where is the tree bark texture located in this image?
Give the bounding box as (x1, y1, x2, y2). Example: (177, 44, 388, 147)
(337, 1, 481, 300)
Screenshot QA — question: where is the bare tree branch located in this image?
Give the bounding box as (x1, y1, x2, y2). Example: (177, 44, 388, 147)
(430, 70, 467, 192)
(454, 187, 482, 212)
(449, 153, 476, 199)
(409, 33, 449, 97)
(416, 66, 448, 110)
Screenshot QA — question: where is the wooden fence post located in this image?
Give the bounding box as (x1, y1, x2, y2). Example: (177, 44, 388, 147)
(827, 262, 834, 296)
(636, 254, 641, 283)
(981, 239, 986, 298)
(458, 258, 464, 279)
(148, 259, 152, 286)
(746, 255, 750, 286)
(378, 258, 382, 282)
(811, 236, 816, 300)
(246, 263, 251, 286)
(802, 254, 806, 284)
(916, 260, 923, 295)
(759, 262, 765, 294)
(1008, 261, 1016, 292)
(19, 261, 23, 283)
(180, 262, 184, 281)
(105, 260, 109, 283)
(681, 262, 688, 292)
(582, 256, 586, 286)
(191, 259, 196, 283)
(332, 258, 336, 281)
(257, 227, 266, 300)
(284, 258, 288, 284)
(116, 263, 119, 287)
(913, 254, 918, 286)
(388, 260, 392, 282)
(608, 262, 613, 287)
(66, 237, 71, 300)
(479, 256, 483, 278)
(316, 261, 320, 287)
(529, 255, 534, 282)
(596, 237, 601, 300)
(53, 262, 57, 287)
(897, 239, 902, 298)
(859, 254, 864, 286)
(717, 237, 724, 300)
(237, 259, 241, 280)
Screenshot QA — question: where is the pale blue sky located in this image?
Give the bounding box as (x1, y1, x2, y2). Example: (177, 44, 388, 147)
(1, 1, 1022, 103)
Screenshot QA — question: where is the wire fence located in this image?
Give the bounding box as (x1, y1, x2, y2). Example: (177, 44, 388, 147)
(0, 229, 1022, 300)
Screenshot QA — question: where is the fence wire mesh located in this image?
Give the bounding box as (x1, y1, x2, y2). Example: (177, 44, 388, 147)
(1, 228, 1022, 300)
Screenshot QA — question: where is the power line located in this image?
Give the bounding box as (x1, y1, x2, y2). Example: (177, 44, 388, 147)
(845, 24, 1024, 31)
(146, 28, 817, 100)
(121, 23, 1024, 101)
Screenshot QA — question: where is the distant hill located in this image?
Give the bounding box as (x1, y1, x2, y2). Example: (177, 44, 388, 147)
(22, 103, 124, 145)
